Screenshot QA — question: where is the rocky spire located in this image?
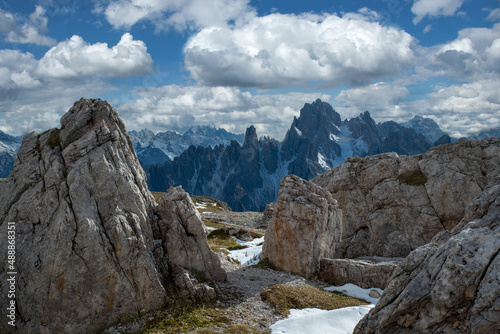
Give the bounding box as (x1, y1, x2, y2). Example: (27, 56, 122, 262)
(0, 98, 225, 334)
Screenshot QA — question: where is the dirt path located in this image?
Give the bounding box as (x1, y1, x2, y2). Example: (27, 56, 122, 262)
(213, 255, 331, 333)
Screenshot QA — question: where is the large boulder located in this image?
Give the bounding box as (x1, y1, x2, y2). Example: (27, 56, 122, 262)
(0, 98, 225, 334)
(312, 138, 500, 258)
(319, 257, 403, 289)
(354, 182, 500, 333)
(262, 174, 342, 278)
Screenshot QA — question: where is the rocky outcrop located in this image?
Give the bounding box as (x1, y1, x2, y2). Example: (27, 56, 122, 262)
(0, 98, 225, 334)
(354, 182, 500, 333)
(262, 175, 342, 279)
(319, 257, 402, 289)
(312, 138, 500, 258)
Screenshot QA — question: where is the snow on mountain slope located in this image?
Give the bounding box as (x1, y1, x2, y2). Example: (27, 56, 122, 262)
(130, 125, 244, 165)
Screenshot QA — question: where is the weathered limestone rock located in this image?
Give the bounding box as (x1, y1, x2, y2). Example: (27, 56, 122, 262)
(312, 138, 500, 258)
(210, 225, 254, 241)
(319, 257, 402, 289)
(172, 267, 217, 304)
(354, 183, 500, 333)
(153, 186, 227, 282)
(0, 99, 225, 334)
(262, 174, 342, 278)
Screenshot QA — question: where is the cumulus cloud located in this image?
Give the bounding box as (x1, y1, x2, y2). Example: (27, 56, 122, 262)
(102, 0, 255, 31)
(184, 12, 414, 89)
(0, 33, 154, 135)
(116, 85, 330, 139)
(36, 33, 153, 78)
(403, 80, 500, 137)
(0, 6, 56, 46)
(412, 0, 465, 24)
(418, 23, 500, 81)
(334, 82, 410, 121)
(0, 50, 41, 90)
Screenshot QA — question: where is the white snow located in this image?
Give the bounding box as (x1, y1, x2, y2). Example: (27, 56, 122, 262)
(317, 152, 330, 170)
(270, 306, 374, 334)
(228, 236, 264, 265)
(324, 284, 383, 305)
(293, 126, 303, 137)
(270, 283, 383, 334)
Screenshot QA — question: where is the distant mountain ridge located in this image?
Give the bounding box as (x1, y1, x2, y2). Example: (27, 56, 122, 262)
(143, 99, 465, 211)
(129, 125, 245, 165)
(0, 130, 22, 178)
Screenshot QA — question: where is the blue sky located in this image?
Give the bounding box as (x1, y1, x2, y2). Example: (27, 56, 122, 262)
(0, 0, 498, 139)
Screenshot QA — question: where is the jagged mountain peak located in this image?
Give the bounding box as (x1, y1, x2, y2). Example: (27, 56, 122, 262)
(294, 99, 342, 137)
(243, 125, 258, 148)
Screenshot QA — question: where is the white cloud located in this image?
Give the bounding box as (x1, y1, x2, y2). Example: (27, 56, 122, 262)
(1, 6, 56, 46)
(0, 33, 154, 135)
(423, 24, 432, 33)
(116, 85, 330, 139)
(485, 8, 500, 21)
(334, 82, 410, 122)
(412, 0, 465, 24)
(102, 0, 255, 31)
(36, 33, 153, 78)
(0, 50, 41, 90)
(184, 12, 414, 89)
(403, 80, 500, 137)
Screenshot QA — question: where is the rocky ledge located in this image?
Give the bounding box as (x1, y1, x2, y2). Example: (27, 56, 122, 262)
(354, 182, 500, 333)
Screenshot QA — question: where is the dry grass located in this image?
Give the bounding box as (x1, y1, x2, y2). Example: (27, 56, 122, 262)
(260, 284, 369, 317)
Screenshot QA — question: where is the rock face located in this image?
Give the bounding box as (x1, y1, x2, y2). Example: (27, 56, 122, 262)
(0, 98, 225, 334)
(262, 175, 342, 278)
(354, 183, 500, 333)
(312, 138, 500, 258)
(319, 258, 402, 289)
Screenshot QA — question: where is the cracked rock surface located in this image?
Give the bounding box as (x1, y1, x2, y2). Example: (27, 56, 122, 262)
(354, 183, 500, 333)
(0, 98, 224, 334)
(312, 138, 500, 259)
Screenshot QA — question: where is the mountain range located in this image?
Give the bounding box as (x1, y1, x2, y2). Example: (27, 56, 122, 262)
(129, 125, 244, 165)
(143, 99, 456, 211)
(1, 99, 498, 211)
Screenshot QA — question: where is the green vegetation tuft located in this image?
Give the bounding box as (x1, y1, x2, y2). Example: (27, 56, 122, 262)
(144, 305, 231, 334)
(397, 170, 428, 186)
(260, 284, 368, 317)
(46, 129, 61, 149)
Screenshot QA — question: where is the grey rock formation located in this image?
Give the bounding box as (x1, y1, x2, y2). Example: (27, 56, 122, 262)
(319, 257, 402, 289)
(354, 183, 500, 333)
(262, 175, 342, 279)
(312, 138, 500, 258)
(0, 98, 225, 334)
(153, 186, 227, 283)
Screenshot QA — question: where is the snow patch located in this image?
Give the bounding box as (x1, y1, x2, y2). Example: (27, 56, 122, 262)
(228, 236, 264, 265)
(317, 152, 330, 170)
(270, 283, 383, 334)
(270, 306, 374, 334)
(324, 284, 383, 305)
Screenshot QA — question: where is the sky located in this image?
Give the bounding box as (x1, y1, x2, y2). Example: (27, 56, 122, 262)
(0, 0, 498, 139)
